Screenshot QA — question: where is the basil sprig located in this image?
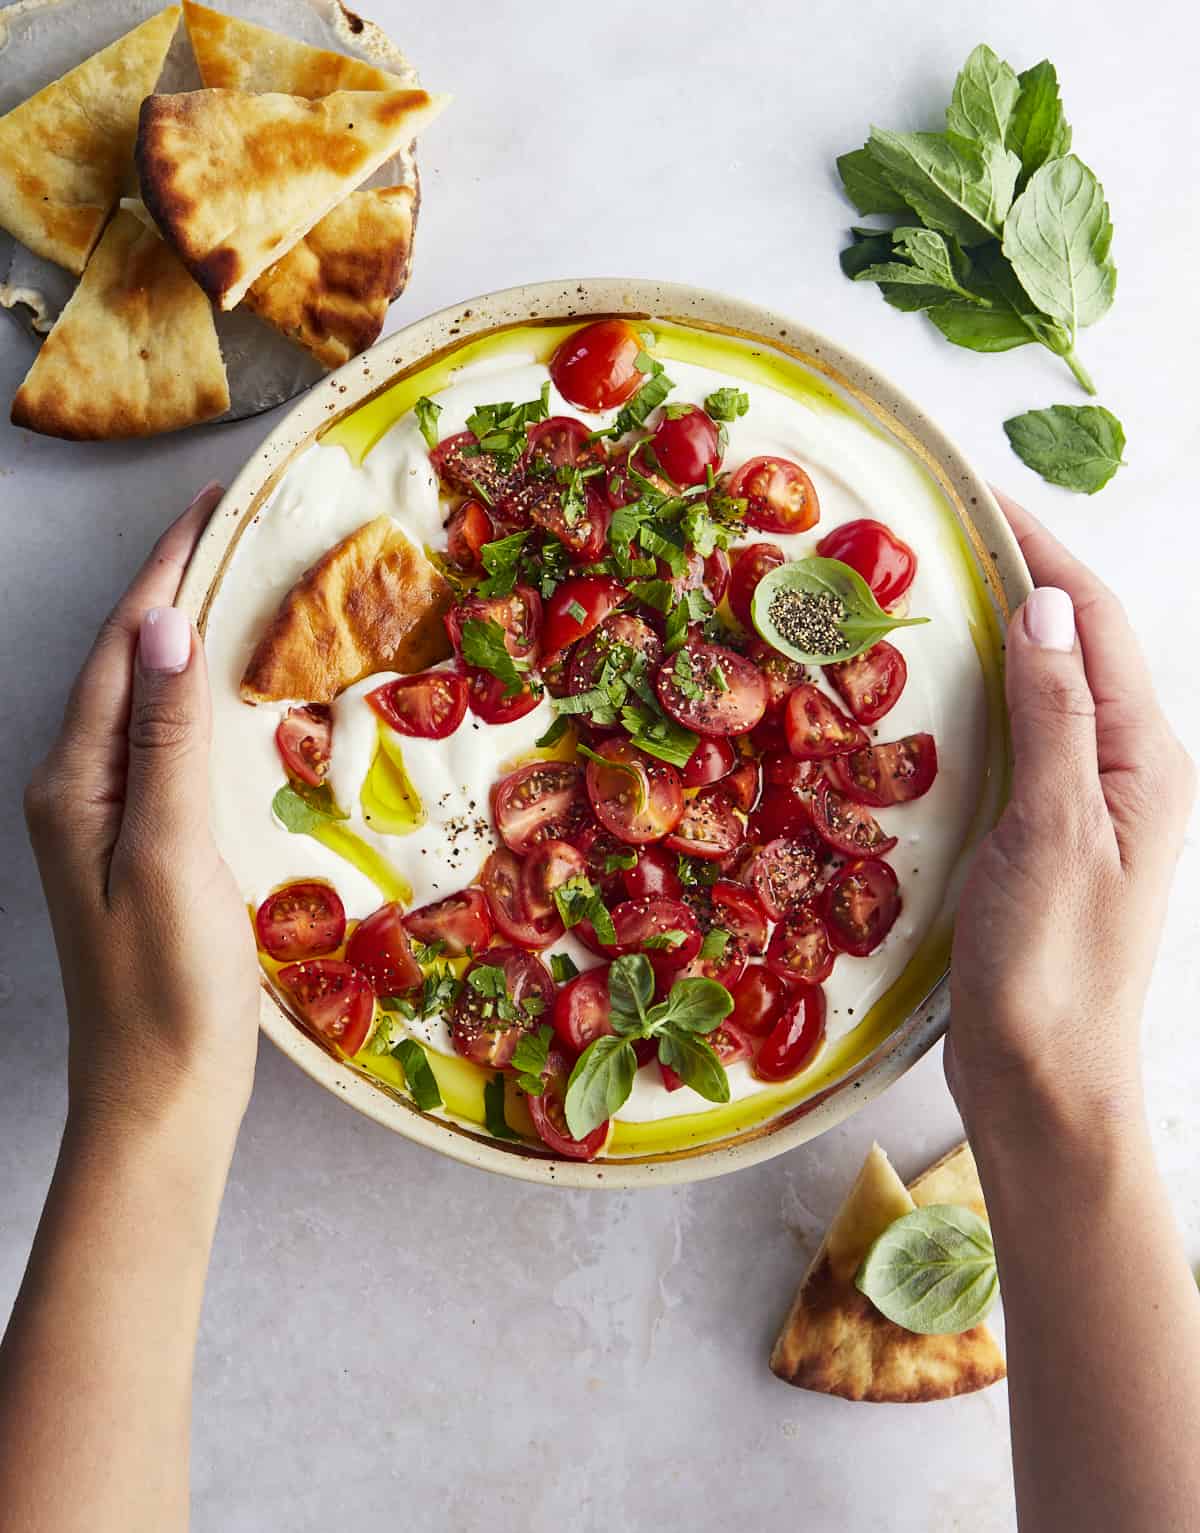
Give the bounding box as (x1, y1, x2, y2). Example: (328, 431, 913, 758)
(855, 1204, 999, 1335)
(751, 557, 928, 664)
(563, 955, 733, 1139)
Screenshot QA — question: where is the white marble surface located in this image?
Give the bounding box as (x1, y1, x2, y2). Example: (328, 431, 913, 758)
(2, 2, 1199, 1529)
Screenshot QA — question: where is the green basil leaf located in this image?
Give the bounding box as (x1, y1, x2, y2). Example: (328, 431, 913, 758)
(855, 1204, 999, 1335)
(703, 387, 749, 423)
(699, 927, 730, 961)
(271, 782, 347, 834)
(510, 1024, 553, 1094)
(661, 975, 733, 1034)
(751, 557, 929, 664)
(391, 1038, 443, 1112)
(534, 715, 571, 749)
(1002, 156, 1116, 336)
(656, 1032, 731, 1104)
(484, 1072, 520, 1139)
(867, 127, 1019, 247)
(1007, 60, 1072, 185)
(1003, 404, 1126, 494)
(607, 953, 654, 1033)
(855, 226, 985, 306)
(836, 145, 911, 216)
(619, 702, 698, 769)
(477, 530, 530, 598)
(549, 953, 579, 985)
(413, 395, 442, 450)
(564, 1035, 637, 1139)
(459, 617, 531, 697)
(839, 228, 897, 281)
(945, 44, 1020, 149)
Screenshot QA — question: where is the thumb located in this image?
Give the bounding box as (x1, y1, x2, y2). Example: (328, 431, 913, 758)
(119, 607, 213, 854)
(1005, 585, 1099, 808)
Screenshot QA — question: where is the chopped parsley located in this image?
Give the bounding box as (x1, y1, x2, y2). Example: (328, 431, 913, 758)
(704, 387, 750, 423)
(458, 617, 538, 698)
(511, 1025, 554, 1095)
(464, 384, 550, 469)
(552, 874, 617, 947)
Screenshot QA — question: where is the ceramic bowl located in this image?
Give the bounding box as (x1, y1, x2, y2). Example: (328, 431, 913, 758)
(177, 277, 1031, 1188)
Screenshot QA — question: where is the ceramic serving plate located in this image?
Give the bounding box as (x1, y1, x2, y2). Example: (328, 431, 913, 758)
(176, 277, 1031, 1188)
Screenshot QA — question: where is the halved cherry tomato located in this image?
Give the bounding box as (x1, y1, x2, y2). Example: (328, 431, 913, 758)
(275, 704, 332, 787)
(746, 639, 807, 715)
(528, 1047, 612, 1160)
(531, 482, 611, 563)
(729, 964, 792, 1036)
(466, 670, 542, 724)
(450, 946, 555, 1067)
(430, 430, 524, 506)
(445, 499, 493, 571)
(521, 839, 588, 923)
(810, 780, 897, 858)
(656, 642, 767, 737)
(649, 405, 722, 486)
(523, 416, 606, 472)
(345, 902, 423, 994)
(681, 735, 736, 788)
(830, 734, 939, 808)
(723, 759, 762, 813)
(711, 878, 769, 954)
(748, 715, 789, 757)
(584, 739, 683, 845)
(747, 837, 820, 920)
(256, 881, 346, 962)
(816, 519, 917, 608)
(824, 859, 901, 957)
(659, 1020, 752, 1091)
(728, 542, 785, 629)
(550, 320, 645, 412)
(542, 575, 627, 658)
(749, 782, 814, 842)
(277, 959, 374, 1056)
(663, 788, 743, 860)
(754, 986, 826, 1082)
(565, 612, 662, 696)
(659, 944, 747, 995)
(403, 888, 493, 957)
(445, 585, 542, 663)
(783, 683, 868, 760)
(553, 966, 615, 1056)
(728, 456, 819, 534)
(703, 547, 731, 606)
(622, 845, 683, 900)
(570, 821, 629, 901)
(493, 762, 586, 855)
(480, 848, 562, 948)
(766, 903, 835, 984)
(602, 897, 702, 964)
(825, 641, 907, 725)
(367, 668, 468, 740)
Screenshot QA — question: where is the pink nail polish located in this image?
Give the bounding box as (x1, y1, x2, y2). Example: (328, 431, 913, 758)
(139, 607, 192, 673)
(1023, 586, 1075, 653)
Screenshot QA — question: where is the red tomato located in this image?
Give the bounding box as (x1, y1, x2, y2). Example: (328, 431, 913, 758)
(728, 456, 819, 534)
(531, 482, 611, 563)
(681, 735, 736, 788)
(345, 902, 423, 994)
(663, 788, 743, 860)
(256, 881, 345, 962)
(542, 575, 627, 657)
(729, 542, 785, 629)
(729, 964, 792, 1036)
(754, 986, 826, 1081)
(830, 734, 939, 808)
(723, 759, 762, 813)
(450, 947, 555, 1067)
(817, 519, 917, 608)
(446, 585, 542, 663)
(367, 668, 467, 740)
(570, 821, 629, 900)
(622, 845, 683, 900)
(748, 715, 789, 757)
(649, 405, 722, 486)
(704, 548, 731, 606)
(810, 780, 897, 858)
(553, 966, 615, 1055)
(746, 639, 807, 715)
(565, 612, 662, 696)
(749, 782, 813, 842)
(445, 499, 493, 571)
(403, 888, 493, 957)
(521, 839, 588, 922)
(711, 878, 769, 954)
(277, 959, 374, 1056)
(824, 859, 902, 957)
(584, 739, 684, 845)
(480, 848, 563, 948)
(603, 897, 702, 965)
(275, 704, 332, 788)
(656, 642, 767, 737)
(493, 761, 586, 855)
(659, 1020, 752, 1092)
(747, 836, 820, 920)
(550, 320, 645, 412)
(766, 903, 835, 984)
(825, 641, 907, 725)
(523, 416, 606, 471)
(430, 431, 522, 505)
(528, 1047, 612, 1160)
(466, 670, 542, 724)
(783, 683, 868, 760)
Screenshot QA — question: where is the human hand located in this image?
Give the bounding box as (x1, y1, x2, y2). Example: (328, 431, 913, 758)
(24, 485, 260, 1136)
(947, 493, 1195, 1146)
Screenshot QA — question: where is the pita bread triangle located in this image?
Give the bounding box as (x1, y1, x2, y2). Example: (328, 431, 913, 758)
(908, 1140, 988, 1222)
(0, 7, 181, 274)
(182, 2, 408, 96)
(136, 87, 446, 311)
(239, 516, 453, 705)
(769, 1142, 1005, 1402)
(11, 209, 229, 440)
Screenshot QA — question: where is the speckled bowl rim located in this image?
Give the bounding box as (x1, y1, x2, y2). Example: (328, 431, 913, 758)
(177, 277, 1032, 1189)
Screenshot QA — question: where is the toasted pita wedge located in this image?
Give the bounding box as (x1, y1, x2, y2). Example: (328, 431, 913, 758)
(909, 1141, 989, 1223)
(770, 1143, 1005, 1402)
(0, 8, 181, 274)
(182, 1, 409, 95)
(240, 516, 453, 704)
(11, 210, 229, 440)
(137, 88, 445, 310)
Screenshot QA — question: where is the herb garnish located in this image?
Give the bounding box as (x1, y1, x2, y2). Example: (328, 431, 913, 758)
(1003, 404, 1126, 494)
(413, 395, 442, 450)
(391, 1038, 443, 1112)
(484, 1072, 520, 1140)
(552, 874, 617, 946)
(458, 617, 540, 699)
(855, 1204, 999, 1335)
(751, 557, 928, 664)
(464, 384, 550, 469)
(511, 1025, 554, 1095)
(271, 782, 348, 833)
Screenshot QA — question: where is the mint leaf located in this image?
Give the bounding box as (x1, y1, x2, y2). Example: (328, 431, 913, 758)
(1003, 404, 1126, 494)
(867, 127, 1019, 247)
(484, 1072, 520, 1139)
(657, 975, 733, 1034)
(945, 44, 1019, 149)
(855, 226, 986, 306)
(836, 145, 911, 215)
(564, 1035, 637, 1139)
(1008, 60, 1072, 184)
(391, 1038, 443, 1112)
(413, 395, 442, 450)
(656, 1032, 730, 1104)
(856, 1204, 998, 1335)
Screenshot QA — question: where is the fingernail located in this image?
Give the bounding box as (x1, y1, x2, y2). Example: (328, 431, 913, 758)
(139, 607, 192, 673)
(1023, 586, 1075, 652)
(186, 480, 223, 512)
